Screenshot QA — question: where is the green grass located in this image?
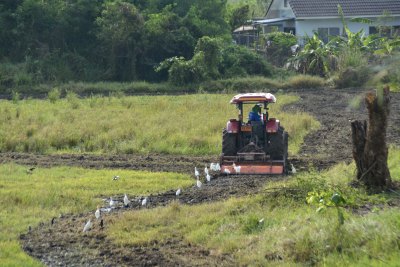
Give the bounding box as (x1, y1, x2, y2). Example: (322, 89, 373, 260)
(0, 164, 192, 267)
(108, 147, 400, 266)
(0, 94, 318, 156)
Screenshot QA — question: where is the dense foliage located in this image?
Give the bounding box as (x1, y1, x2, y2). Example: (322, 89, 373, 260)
(157, 36, 272, 85)
(1, 0, 272, 86)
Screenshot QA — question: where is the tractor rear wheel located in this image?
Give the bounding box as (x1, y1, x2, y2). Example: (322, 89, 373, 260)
(268, 127, 288, 161)
(222, 129, 237, 156)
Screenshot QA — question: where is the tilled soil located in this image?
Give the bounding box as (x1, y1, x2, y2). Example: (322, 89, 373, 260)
(8, 88, 400, 266)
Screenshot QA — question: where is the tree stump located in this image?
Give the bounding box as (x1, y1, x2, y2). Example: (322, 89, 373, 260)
(351, 86, 392, 191)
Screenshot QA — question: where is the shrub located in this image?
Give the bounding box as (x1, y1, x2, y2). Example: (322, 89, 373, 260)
(66, 91, 80, 109)
(220, 44, 272, 78)
(263, 32, 297, 66)
(286, 75, 325, 89)
(368, 53, 400, 92)
(201, 76, 282, 92)
(161, 38, 273, 86)
(48, 87, 61, 103)
(334, 66, 370, 89)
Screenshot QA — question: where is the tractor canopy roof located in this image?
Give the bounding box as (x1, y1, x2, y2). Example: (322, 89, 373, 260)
(230, 93, 276, 104)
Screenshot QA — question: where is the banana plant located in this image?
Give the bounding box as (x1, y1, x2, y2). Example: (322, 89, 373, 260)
(289, 33, 336, 77)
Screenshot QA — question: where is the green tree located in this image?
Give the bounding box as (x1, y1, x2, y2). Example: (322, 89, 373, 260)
(96, 1, 144, 81)
(141, 5, 196, 81)
(228, 4, 250, 31)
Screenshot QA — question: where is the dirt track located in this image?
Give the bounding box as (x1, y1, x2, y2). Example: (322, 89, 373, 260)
(8, 88, 400, 266)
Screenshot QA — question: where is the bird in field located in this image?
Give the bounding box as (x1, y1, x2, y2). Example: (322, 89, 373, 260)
(291, 164, 297, 174)
(224, 168, 231, 175)
(124, 194, 130, 207)
(215, 163, 221, 171)
(233, 163, 241, 174)
(206, 173, 211, 182)
(259, 218, 265, 224)
(113, 175, 120, 181)
(204, 166, 209, 176)
(196, 177, 202, 188)
(176, 188, 181, 196)
(100, 219, 104, 230)
(83, 219, 92, 232)
(141, 197, 148, 207)
(210, 163, 216, 171)
(26, 167, 35, 174)
(95, 206, 101, 219)
(109, 197, 115, 208)
(194, 167, 200, 178)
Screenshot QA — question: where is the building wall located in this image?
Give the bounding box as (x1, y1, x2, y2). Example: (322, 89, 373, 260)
(296, 17, 400, 44)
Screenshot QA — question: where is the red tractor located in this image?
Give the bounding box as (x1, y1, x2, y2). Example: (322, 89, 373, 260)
(220, 93, 288, 174)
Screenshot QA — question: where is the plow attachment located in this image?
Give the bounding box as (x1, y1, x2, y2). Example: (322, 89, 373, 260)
(220, 152, 286, 175)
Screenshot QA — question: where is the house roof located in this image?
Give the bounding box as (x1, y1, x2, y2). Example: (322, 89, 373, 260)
(288, 0, 400, 18)
(253, 17, 295, 25)
(233, 25, 257, 33)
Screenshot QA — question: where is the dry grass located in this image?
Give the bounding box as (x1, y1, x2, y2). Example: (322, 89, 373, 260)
(0, 94, 317, 156)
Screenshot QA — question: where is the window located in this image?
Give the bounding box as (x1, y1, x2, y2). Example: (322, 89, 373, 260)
(284, 27, 296, 35)
(317, 27, 340, 43)
(393, 26, 400, 37)
(369, 25, 400, 37)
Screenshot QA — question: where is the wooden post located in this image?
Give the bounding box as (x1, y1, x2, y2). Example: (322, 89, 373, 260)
(351, 86, 392, 191)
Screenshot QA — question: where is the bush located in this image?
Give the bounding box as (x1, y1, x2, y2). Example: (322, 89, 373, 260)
(286, 75, 325, 89)
(0, 62, 34, 89)
(48, 87, 61, 103)
(334, 66, 370, 89)
(220, 44, 273, 78)
(201, 76, 282, 92)
(368, 53, 400, 92)
(263, 32, 297, 66)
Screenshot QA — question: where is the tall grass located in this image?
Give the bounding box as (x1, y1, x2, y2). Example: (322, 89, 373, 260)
(0, 164, 192, 267)
(0, 94, 317, 156)
(108, 147, 400, 266)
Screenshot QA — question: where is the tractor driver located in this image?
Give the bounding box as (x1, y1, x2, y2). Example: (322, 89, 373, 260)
(248, 104, 261, 122)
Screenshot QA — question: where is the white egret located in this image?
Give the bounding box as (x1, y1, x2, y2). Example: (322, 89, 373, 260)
(194, 167, 200, 178)
(83, 219, 92, 232)
(210, 163, 216, 171)
(206, 173, 211, 182)
(141, 197, 148, 206)
(215, 163, 221, 171)
(124, 194, 130, 207)
(95, 206, 101, 220)
(224, 168, 231, 175)
(291, 164, 296, 174)
(196, 177, 202, 188)
(109, 197, 115, 208)
(113, 175, 120, 181)
(233, 163, 241, 174)
(176, 188, 181, 196)
(204, 166, 209, 175)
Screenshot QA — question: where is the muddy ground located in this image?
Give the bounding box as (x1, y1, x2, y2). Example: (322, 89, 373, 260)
(2, 88, 399, 266)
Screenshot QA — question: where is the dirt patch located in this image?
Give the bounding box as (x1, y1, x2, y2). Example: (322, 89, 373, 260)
(13, 89, 400, 266)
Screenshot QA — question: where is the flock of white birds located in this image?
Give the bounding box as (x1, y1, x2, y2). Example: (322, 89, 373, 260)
(83, 162, 222, 233)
